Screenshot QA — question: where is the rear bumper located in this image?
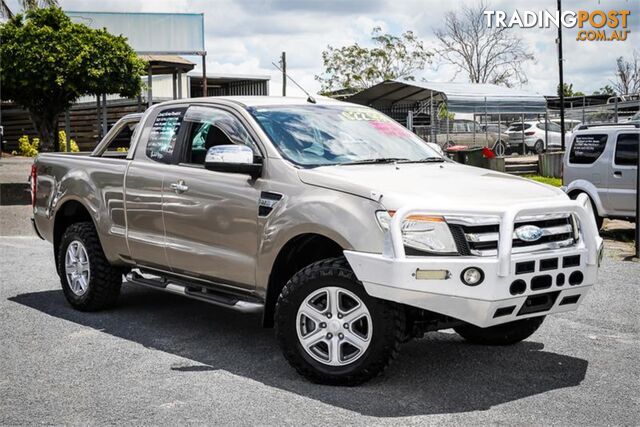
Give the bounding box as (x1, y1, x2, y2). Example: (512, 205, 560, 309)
(507, 137, 536, 148)
(344, 194, 603, 328)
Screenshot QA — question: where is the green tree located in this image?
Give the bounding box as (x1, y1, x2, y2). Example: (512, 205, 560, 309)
(315, 27, 432, 94)
(557, 83, 585, 97)
(593, 85, 616, 95)
(0, 7, 145, 151)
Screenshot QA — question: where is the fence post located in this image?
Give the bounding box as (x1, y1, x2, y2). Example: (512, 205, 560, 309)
(473, 108, 476, 145)
(614, 96, 619, 123)
(521, 112, 525, 155)
(96, 95, 101, 139)
(407, 110, 413, 132)
(430, 94, 435, 143)
(484, 97, 488, 146)
(582, 96, 586, 123)
(545, 109, 549, 151)
(446, 108, 450, 147)
(65, 110, 71, 152)
(101, 93, 107, 137)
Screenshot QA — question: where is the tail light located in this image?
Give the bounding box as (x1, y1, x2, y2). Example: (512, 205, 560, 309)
(524, 131, 535, 136)
(30, 163, 37, 208)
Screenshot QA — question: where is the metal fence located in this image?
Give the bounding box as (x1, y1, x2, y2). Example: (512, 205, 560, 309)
(403, 99, 639, 157)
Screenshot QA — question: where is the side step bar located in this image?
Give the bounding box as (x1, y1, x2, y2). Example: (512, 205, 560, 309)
(126, 271, 264, 314)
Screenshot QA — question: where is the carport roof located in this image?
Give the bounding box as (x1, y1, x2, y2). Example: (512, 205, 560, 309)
(347, 79, 548, 113)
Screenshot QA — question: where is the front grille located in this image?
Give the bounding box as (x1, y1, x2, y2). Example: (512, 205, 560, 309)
(452, 214, 576, 257)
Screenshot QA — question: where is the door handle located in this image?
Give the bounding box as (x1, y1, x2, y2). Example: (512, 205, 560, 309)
(170, 181, 189, 193)
(613, 171, 622, 178)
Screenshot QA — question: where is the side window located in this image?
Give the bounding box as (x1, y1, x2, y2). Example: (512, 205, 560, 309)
(536, 123, 546, 131)
(181, 106, 258, 165)
(569, 134, 608, 164)
(103, 121, 137, 154)
(146, 107, 187, 163)
(614, 133, 639, 166)
(548, 122, 561, 132)
(453, 122, 465, 132)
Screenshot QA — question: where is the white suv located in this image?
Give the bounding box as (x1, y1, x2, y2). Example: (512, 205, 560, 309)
(507, 121, 563, 154)
(563, 123, 639, 228)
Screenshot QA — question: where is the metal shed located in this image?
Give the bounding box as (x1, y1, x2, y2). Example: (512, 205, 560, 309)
(348, 79, 547, 113)
(347, 80, 550, 153)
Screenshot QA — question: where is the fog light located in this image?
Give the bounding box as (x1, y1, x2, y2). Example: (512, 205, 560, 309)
(415, 269, 450, 280)
(461, 267, 484, 286)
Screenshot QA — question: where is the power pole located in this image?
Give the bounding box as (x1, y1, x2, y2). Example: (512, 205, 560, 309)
(280, 51, 287, 96)
(557, 0, 566, 151)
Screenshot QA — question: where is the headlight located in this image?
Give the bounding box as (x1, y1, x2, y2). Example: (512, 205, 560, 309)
(375, 211, 458, 254)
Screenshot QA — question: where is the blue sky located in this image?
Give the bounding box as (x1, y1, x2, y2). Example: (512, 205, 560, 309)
(5, 0, 639, 96)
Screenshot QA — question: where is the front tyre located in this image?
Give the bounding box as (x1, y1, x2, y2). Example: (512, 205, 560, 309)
(275, 257, 404, 385)
(58, 222, 123, 311)
(454, 316, 545, 346)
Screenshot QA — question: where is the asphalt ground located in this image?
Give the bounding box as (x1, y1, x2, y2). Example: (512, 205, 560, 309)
(1, 155, 639, 425)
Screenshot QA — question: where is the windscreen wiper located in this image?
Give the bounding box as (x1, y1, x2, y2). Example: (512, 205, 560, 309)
(399, 157, 446, 163)
(339, 157, 410, 165)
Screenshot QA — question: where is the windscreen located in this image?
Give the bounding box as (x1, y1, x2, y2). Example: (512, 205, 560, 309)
(248, 105, 441, 167)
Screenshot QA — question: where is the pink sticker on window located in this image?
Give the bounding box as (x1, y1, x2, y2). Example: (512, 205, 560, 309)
(369, 121, 409, 136)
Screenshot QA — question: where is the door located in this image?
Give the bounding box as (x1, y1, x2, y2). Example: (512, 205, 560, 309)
(161, 105, 262, 290)
(608, 132, 639, 216)
(125, 106, 187, 269)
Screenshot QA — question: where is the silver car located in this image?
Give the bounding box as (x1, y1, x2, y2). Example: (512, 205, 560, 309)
(563, 123, 639, 228)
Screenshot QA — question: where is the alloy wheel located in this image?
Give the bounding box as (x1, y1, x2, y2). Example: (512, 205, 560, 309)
(296, 286, 372, 366)
(65, 240, 91, 296)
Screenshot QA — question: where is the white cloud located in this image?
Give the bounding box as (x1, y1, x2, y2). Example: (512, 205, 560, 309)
(11, 0, 636, 97)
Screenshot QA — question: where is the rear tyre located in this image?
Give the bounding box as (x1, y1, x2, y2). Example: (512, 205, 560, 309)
(58, 222, 123, 311)
(454, 316, 545, 346)
(533, 140, 544, 154)
(275, 257, 404, 385)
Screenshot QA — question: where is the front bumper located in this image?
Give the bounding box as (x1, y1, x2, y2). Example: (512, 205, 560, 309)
(344, 194, 603, 328)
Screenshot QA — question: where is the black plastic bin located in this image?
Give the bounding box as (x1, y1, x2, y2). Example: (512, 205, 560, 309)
(445, 146, 488, 168)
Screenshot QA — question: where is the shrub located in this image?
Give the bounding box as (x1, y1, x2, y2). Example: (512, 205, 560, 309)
(17, 130, 79, 157)
(59, 130, 79, 152)
(17, 135, 39, 157)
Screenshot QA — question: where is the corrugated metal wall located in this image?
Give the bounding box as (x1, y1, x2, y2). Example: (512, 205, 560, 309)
(191, 80, 269, 97)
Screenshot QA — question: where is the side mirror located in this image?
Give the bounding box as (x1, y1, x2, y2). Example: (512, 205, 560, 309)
(204, 145, 262, 179)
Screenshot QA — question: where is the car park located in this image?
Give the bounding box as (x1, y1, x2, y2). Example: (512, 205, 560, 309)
(31, 96, 603, 385)
(563, 123, 639, 229)
(507, 121, 564, 154)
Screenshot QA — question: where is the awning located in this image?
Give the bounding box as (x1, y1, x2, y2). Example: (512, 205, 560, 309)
(348, 80, 548, 113)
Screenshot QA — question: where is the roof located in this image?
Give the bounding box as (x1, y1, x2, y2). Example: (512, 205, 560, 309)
(139, 55, 196, 74)
(348, 79, 548, 113)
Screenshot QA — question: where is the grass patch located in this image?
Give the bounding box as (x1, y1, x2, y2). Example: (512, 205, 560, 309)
(523, 175, 562, 187)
